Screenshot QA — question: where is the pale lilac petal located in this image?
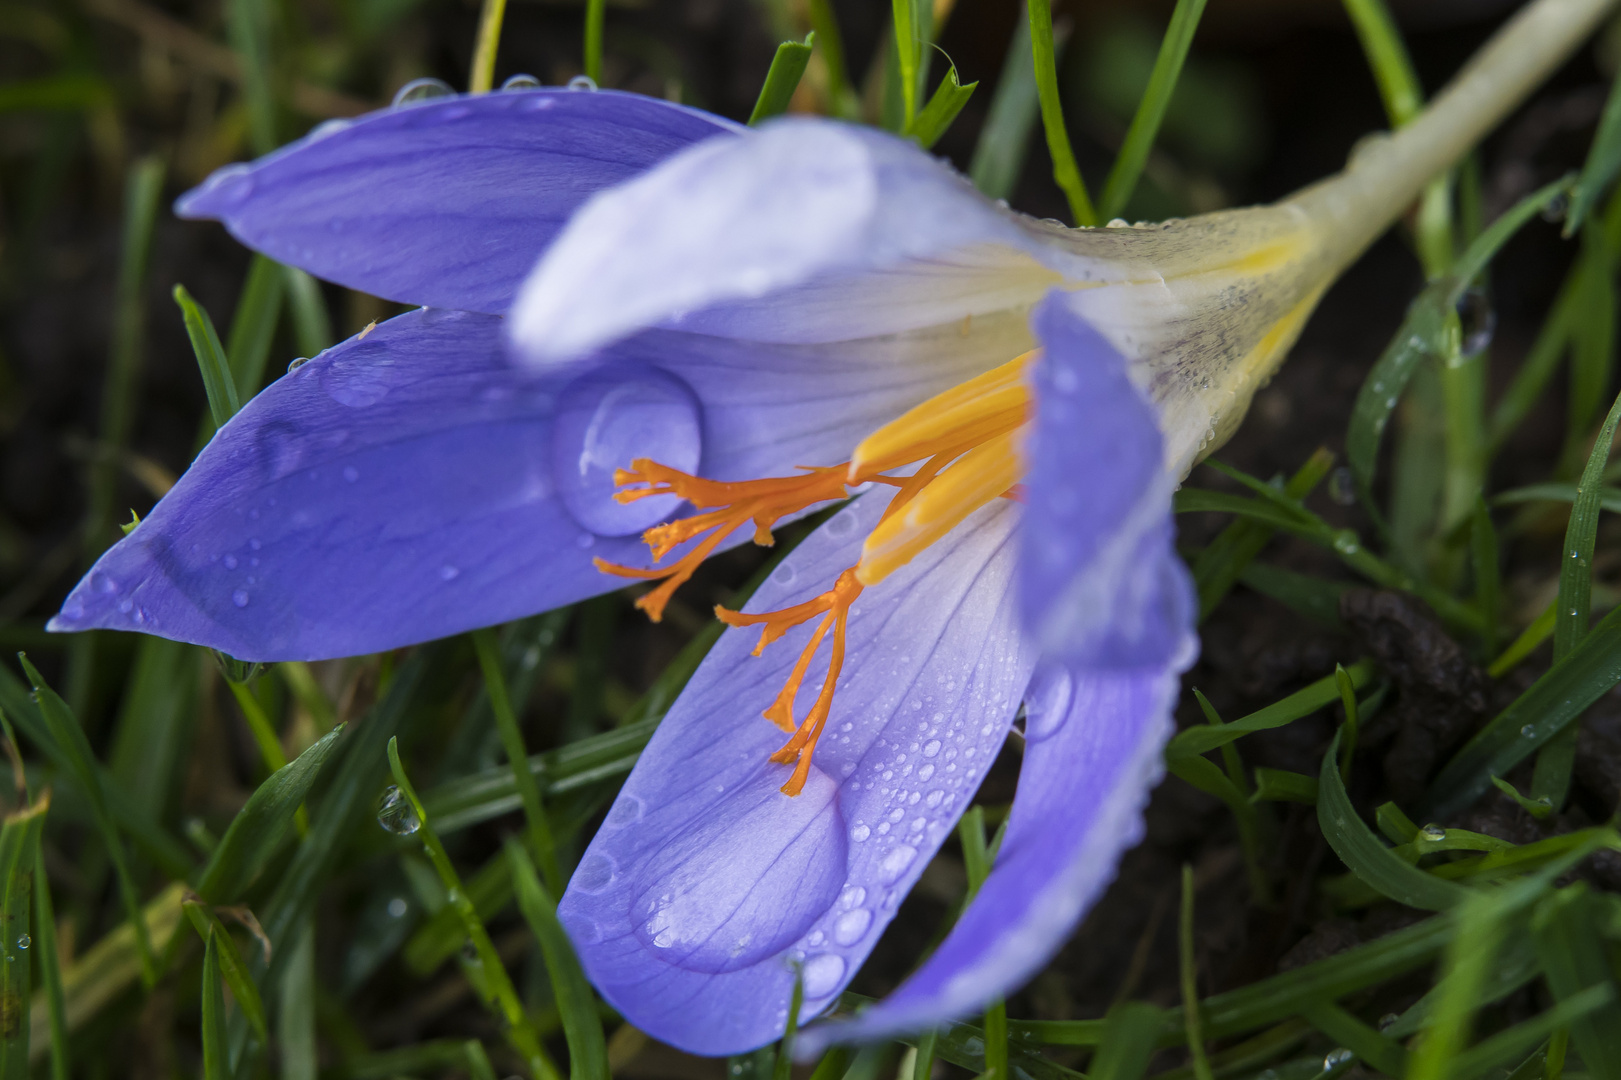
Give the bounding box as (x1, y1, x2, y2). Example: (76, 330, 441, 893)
(802, 662, 1184, 1047)
(557, 491, 1037, 1056)
(176, 90, 736, 313)
(509, 119, 1072, 360)
(1022, 295, 1196, 667)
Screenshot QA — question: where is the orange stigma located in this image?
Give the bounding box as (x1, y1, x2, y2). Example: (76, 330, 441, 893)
(594, 350, 1038, 795)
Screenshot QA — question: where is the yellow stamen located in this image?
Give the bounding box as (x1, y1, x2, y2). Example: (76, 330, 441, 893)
(849, 351, 1033, 477)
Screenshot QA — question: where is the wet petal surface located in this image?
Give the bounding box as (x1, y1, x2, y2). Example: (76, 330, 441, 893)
(558, 491, 1035, 1056)
(177, 89, 735, 313)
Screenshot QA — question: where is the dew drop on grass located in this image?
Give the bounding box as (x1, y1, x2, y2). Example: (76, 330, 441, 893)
(15, 935, 29, 950)
(1420, 824, 1446, 841)
(376, 786, 420, 835)
(1324, 1049, 1353, 1070)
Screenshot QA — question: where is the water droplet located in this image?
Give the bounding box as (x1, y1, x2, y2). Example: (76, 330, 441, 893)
(342, 465, 360, 483)
(223, 555, 238, 569)
(922, 740, 941, 758)
(879, 844, 918, 884)
(1420, 823, 1446, 841)
(1328, 466, 1357, 506)
(1378, 1013, 1399, 1032)
(1332, 530, 1361, 555)
(1541, 190, 1570, 223)
(573, 852, 617, 894)
(918, 764, 935, 781)
(840, 886, 866, 909)
(832, 908, 871, 946)
(567, 74, 598, 91)
(850, 824, 870, 842)
(552, 364, 702, 535)
(393, 77, 454, 106)
(800, 953, 846, 998)
(1521, 724, 1537, 737)
(1456, 288, 1496, 357)
(501, 73, 543, 90)
(461, 942, 482, 965)
(439, 565, 459, 581)
(387, 897, 408, 918)
(232, 589, 250, 608)
(15, 935, 29, 950)
(287, 357, 308, 373)
(1324, 1049, 1353, 1070)
(376, 786, 421, 835)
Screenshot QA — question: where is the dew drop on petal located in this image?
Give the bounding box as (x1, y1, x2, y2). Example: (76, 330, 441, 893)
(879, 844, 918, 884)
(232, 590, 250, 608)
(800, 953, 845, 998)
(552, 364, 702, 535)
(832, 908, 871, 946)
(393, 77, 454, 106)
(501, 74, 543, 90)
(567, 75, 598, 91)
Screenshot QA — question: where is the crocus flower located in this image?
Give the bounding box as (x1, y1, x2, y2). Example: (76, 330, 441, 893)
(48, 0, 1598, 1053)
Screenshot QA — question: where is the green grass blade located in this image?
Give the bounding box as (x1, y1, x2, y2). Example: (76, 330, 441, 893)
(910, 65, 977, 150)
(1167, 663, 1371, 759)
(748, 33, 814, 125)
(1348, 178, 1571, 502)
(1340, 0, 1422, 125)
(969, 13, 1047, 199)
(1179, 865, 1213, 1080)
(1251, 768, 1318, 804)
(196, 723, 346, 903)
(1089, 1002, 1161, 1080)
(15, 656, 155, 984)
(1552, 388, 1621, 659)
(891, 0, 922, 128)
(1193, 449, 1334, 621)
(1563, 224, 1618, 467)
(468, 0, 509, 93)
(1487, 597, 1557, 678)
(583, 0, 605, 82)
(1424, 598, 1621, 819)
(1532, 392, 1621, 809)
(465, 1040, 500, 1080)
(33, 847, 66, 1080)
(279, 918, 316, 1080)
(509, 842, 608, 1080)
(1406, 895, 1507, 1080)
(226, 255, 285, 400)
(107, 638, 201, 830)
(1531, 886, 1621, 1078)
(1451, 987, 1610, 1080)
(404, 853, 511, 975)
(281, 266, 333, 359)
(184, 902, 268, 1045)
(224, 0, 276, 153)
(0, 665, 192, 879)
(0, 797, 44, 1075)
(473, 627, 560, 893)
(1301, 1002, 1406, 1076)
(1567, 71, 1621, 234)
(386, 738, 559, 1080)
(1028, 0, 1095, 226)
(174, 284, 241, 432)
(1097, 0, 1208, 221)
(1492, 481, 1621, 512)
(1318, 729, 1470, 911)
(201, 927, 229, 1080)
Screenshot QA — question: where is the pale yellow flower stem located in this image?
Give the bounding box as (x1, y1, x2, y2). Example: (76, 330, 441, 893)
(1291, 0, 1619, 282)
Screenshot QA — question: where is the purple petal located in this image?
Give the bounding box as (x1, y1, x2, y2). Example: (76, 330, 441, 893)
(509, 118, 1065, 360)
(1021, 295, 1196, 668)
(50, 309, 1021, 660)
(557, 491, 1036, 1056)
(176, 90, 737, 313)
(803, 662, 1184, 1047)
